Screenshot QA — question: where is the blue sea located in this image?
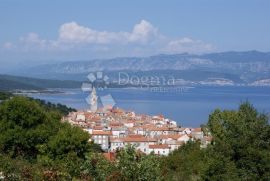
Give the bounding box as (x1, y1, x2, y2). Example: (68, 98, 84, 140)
(28, 86, 270, 127)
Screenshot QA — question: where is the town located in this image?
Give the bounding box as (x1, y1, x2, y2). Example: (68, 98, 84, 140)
(62, 88, 212, 156)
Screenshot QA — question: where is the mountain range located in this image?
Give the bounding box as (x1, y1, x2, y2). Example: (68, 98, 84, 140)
(6, 51, 270, 86)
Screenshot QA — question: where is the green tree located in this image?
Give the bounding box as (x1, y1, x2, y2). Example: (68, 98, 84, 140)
(0, 96, 96, 179)
(0, 96, 61, 159)
(116, 145, 163, 181)
(206, 102, 270, 180)
(163, 141, 207, 181)
(81, 152, 116, 180)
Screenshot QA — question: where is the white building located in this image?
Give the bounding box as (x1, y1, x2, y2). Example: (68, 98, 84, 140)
(110, 138, 125, 151)
(91, 130, 112, 151)
(123, 136, 157, 154)
(149, 144, 171, 156)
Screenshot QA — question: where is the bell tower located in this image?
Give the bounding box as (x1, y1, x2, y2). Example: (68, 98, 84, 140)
(90, 87, 98, 112)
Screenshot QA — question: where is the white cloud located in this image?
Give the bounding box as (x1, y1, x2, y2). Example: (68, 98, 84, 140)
(128, 20, 158, 43)
(2, 20, 214, 56)
(163, 38, 214, 54)
(58, 22, 114, 44)
(58, 20, 159, 45)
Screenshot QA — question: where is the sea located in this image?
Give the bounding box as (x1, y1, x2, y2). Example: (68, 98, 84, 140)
(28, 86, 270, 127)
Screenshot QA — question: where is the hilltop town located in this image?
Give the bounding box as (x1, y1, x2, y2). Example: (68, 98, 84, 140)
(62, 88, 211, 156)
(63, 108, 212, 156)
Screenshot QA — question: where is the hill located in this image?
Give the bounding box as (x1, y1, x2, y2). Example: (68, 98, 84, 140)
(0, 74, 82, 91)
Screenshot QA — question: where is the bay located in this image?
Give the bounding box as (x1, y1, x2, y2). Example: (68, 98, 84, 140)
(28, 86, 270, 127)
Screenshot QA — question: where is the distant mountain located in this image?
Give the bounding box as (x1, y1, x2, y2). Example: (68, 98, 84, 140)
(0, 74, 82, 91)
(10, 51, 270, 86)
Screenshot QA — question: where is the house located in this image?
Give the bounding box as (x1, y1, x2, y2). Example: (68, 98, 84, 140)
(158, 134, 181, 144)
(183, 128, 192, 135)
(149, 144, 171, 156)
(191, 128, 204, 140)
(177, 134, 190, 143)
(76, 114, 86, 121)
(110, 138, 125, 151)
(91, 130, 112, 151)
(123, 135, 157, 154)
(148, 127, 173, 137)
(111, 126, 128, 138)
(201, 136, 213, 148)
(167, 141, 185, 150)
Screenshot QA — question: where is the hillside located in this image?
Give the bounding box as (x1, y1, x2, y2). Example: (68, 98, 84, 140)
(0, 74, 82, 91)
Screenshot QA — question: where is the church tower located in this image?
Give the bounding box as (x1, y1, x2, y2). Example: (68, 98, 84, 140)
(90, 87, 98, 112)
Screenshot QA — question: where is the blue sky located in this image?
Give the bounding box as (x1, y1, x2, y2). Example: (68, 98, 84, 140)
(0, 0, 270, 64)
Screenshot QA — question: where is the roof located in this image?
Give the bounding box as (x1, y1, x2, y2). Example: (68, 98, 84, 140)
(110, 138, 124, 143)
(159, 134, 182, 140)
(147, 126, 173, 131)
(93, 126, 103, 130)
(124, 136, 157, 142)
(192, 128, 202, 132)
(92, 130, 112, 135)
(109, 122, 123, 127)
(149, 144, 170, 149)
(167, 141, 185, 145)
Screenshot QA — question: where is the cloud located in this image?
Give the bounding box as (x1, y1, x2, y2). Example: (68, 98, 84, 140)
(163, 38, 214, 54)
(58, 20, 159, 44)
(128, 20, 158, 43)
(2, 20, 214, 57)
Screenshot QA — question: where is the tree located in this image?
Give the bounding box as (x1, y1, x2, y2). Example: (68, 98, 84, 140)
(116, 145, 163, 181)
(0, 91, 12, 101)
(0, 96, 60, 159)
(163, 141, 207, 181)
(80, 152, 116, 180)
(0, 96, 94, 179)
(163, 102, 270, 180)
(206, 102, 270, 180)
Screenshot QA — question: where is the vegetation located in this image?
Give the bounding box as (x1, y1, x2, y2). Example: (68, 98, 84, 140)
(0, 97, 269, 180)
(30, 98, 76, 116)
(0, 74, 82, 91)
(162, 102, 270, 180)
(0, 96, 95, 180)
(0, 92, 12, 100)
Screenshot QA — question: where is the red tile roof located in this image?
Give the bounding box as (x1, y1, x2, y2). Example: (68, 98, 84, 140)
(93, 126, 103, 130)
(149, 144, 170, 149)
(92, 130, 112, 135)
(192, 128, 202, 132)
(124, 136, 157, 142)
(159, 134, 182, 140)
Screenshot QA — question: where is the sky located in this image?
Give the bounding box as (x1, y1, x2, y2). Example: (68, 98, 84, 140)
(0, 0, 270, 66)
